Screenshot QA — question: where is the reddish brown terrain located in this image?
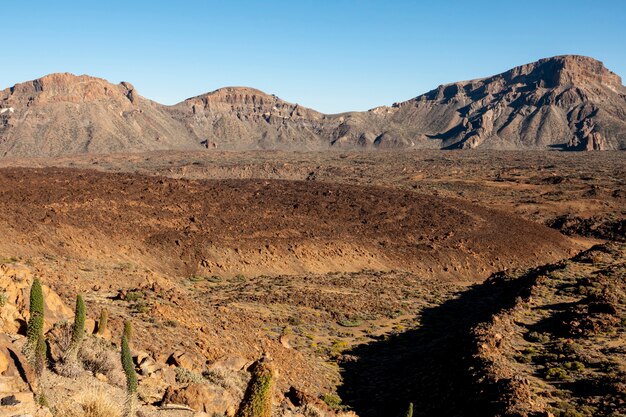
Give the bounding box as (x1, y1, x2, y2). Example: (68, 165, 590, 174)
(0, 148, 623, 417)
(0, 167, 575, 280)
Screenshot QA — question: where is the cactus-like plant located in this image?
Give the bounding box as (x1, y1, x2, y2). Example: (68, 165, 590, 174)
(24, 278, 44, 361)
(236, 358, 274, 417)
(121, 333, 137, 417)
(96, 308, 108, 336)
(404, 403, 413, 417)
(34, 333, 47, 377)
(123, 320, 133, 341)
(67, 295, 85, 359)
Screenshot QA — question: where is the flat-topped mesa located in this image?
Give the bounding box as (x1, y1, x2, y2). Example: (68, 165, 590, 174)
(182, 86, 323, 118)
(178, 86, 324, 122)
(501, 55, 623, 90)
(1, 73, 138, 106)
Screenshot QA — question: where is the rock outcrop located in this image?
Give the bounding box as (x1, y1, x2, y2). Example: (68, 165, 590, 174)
(0, 73, 202, 157)
(355, 55, 626, 150)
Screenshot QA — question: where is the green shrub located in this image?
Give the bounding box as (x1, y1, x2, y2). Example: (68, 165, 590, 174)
(236, 359, 274, 417)
(321, 393, 343, 409)
(564, 361, 585, 372)
(545, 367, 568, 381)
(175, 367, 205, 384)
(337, 319, 362, 328)
(124, 290, 143, 302)
(527, 331, 551, 343)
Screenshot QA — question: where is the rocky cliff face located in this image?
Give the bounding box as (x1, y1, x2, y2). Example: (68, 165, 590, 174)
(168, 87, 337, 150)
(0, 56, 624, 157)
(0, 73, 202, 157)
(369, 55, 626, 150)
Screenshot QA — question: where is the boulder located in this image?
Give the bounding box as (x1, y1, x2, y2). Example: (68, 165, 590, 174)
(162, 383, 235, 415)
(166, 350, 203, 371)
(0, 263, 72, 334)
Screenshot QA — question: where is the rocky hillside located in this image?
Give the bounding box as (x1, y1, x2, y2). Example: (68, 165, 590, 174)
(1, 55, 625, 156)
(358, 55, 626, 150)
(0, 73, 202, 157)
(339, 243, 626, 417)
(168, 87, 335, 150)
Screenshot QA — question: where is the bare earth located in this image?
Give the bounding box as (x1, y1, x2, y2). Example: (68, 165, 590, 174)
(0, 149, 624, 417)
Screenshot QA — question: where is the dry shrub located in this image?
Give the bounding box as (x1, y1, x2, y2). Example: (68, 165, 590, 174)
(54, 388, 122, 417)
(55, 358, 83, 378)
(79, 336, 126, 387)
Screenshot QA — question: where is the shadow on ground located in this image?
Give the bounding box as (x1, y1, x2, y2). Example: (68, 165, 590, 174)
(338, 267, 552, 417)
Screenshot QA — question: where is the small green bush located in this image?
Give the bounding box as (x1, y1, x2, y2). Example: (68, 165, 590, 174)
(545, 367, 569, 381)
(321, 393, 343, 409)
(175, 367, 205, 384)
(564, 361, 585, 372)
(527, 331, 551, 343)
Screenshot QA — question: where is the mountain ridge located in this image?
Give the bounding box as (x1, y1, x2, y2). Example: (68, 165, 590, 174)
(1, 55, 625, 156)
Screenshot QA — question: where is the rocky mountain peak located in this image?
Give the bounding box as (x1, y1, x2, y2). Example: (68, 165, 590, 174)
(1, 73, 140, 106)
(502, 55, 623, 90)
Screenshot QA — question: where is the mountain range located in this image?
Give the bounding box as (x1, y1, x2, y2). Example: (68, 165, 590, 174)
(1, 55, 625, 157)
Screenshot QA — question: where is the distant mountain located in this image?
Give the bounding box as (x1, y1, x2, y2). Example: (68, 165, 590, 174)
(0, 55, 624, 157)
(0, 73, 201, 157)
(347, 55, 626, 150)
(168, 87, 334, 150)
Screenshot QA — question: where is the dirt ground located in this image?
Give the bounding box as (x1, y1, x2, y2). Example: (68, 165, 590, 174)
(0, 150, 623, 416)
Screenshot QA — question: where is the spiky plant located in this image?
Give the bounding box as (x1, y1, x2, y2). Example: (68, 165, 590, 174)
(121, 334, 137, 417)
(123, 320, 133, 342)
(24, 278, 44, 362)
(404, 402, 413, 417)
(236, 358, 274, 417)
(67, 295, 85, 360)
(34, 333, 47, 377)
(96, 309, 108, 336)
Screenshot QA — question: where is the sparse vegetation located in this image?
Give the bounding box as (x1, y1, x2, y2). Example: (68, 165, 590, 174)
(175, 366, 205, 384)
(54, 389, 122, 417)
(321, 393, 343, 409)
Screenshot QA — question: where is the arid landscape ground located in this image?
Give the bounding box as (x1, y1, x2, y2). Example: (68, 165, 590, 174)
(0, 148, 624, 417)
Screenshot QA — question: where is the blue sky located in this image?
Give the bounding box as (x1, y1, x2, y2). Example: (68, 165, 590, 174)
(2, 1, 625, 113)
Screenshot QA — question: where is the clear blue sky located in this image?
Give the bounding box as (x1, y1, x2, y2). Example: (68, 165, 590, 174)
(2, 1, 625, 113)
